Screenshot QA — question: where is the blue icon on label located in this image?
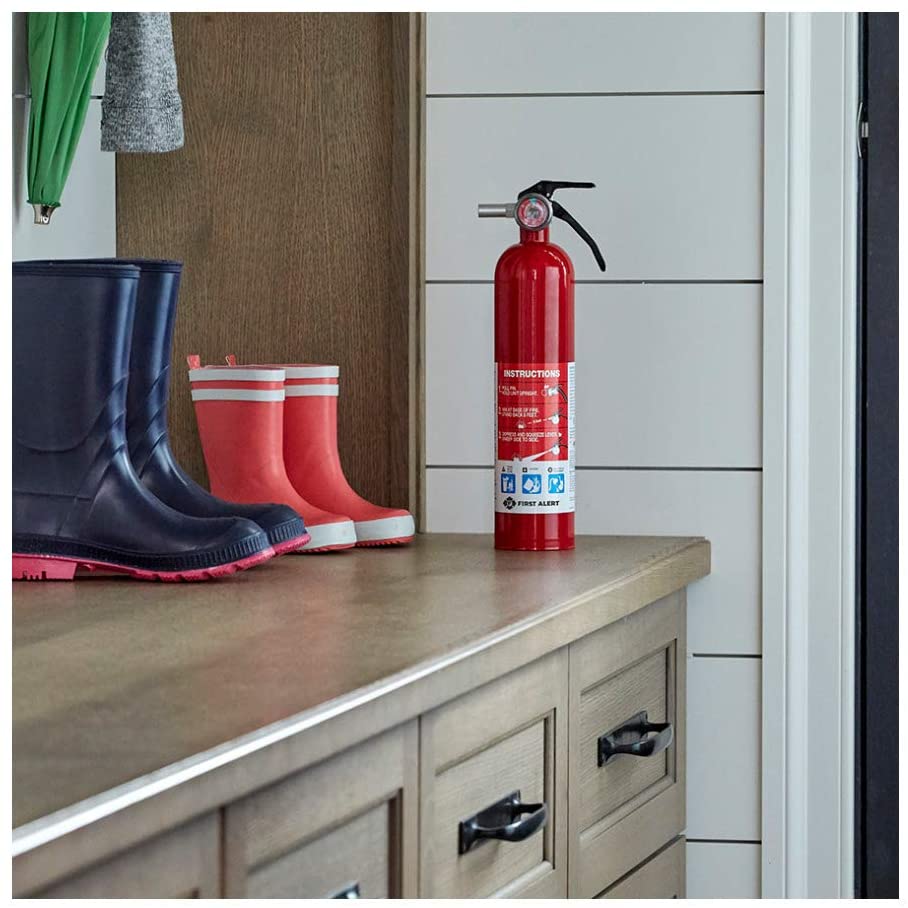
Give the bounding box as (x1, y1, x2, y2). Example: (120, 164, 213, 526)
(522, 474, 542, 495)
(548, 473, 565, 494)
(500, 473, 515, 494)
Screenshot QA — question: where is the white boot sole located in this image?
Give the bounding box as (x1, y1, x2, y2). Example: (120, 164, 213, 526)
(354, 514, 415, 545)
(297, 519, 357, 552)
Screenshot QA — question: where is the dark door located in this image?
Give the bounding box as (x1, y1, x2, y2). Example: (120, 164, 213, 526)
(856, 12, 898, 899)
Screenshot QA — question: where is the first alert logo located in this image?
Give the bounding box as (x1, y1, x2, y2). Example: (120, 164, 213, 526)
(503, 496, 516, 510)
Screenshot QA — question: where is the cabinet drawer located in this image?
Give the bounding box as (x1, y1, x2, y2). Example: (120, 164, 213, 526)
(223, 722, 418, 898)
(598, 837, 686, 898)
(569, 591, 686, 897)
(36, 813, 219, 898)
(419, 650, 568, 898)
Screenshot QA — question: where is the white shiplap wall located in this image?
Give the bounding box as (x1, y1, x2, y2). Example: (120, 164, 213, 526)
(11, 12, 115, 260)
(423, 12, 763, 896)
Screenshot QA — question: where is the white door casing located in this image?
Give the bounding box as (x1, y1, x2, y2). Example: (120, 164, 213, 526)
(762, 11, 858, 898)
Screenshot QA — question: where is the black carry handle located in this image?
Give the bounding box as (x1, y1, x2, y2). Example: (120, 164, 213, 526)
(597, 710, 673, 767)
(458, 790, 548, 854)
(330, 882, 361, 898)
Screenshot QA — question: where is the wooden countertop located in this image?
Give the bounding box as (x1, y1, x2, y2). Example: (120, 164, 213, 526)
(13, 533, 708, 874)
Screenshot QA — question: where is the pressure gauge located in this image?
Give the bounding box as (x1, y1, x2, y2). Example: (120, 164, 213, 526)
(515, 194, 552, 230)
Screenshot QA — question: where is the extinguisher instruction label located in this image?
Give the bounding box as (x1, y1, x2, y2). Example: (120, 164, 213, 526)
(495, 361, 575, 514)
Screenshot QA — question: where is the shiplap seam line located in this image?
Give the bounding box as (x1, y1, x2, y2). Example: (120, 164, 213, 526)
(427, 90, 765, 99)
(426, 465, 763, 472)
(687, 838, 762, 845)
(691, 653, 762, 659)
(425, 279, 765, 286)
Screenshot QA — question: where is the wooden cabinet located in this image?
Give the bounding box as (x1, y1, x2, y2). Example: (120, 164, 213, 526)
(419, 651, 567, 898)
(21, 600, 689, 900)
(222, 723, 418, 898)
(597, 837, 686, 899)
(569, 591, 686, 897)
(12, 535, 709, 899)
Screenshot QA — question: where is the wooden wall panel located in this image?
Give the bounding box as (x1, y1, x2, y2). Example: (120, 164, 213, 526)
(117, 13, 414, 508)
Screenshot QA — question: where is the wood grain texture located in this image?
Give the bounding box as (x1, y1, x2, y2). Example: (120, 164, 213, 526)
(568, 591, 686, 897)
(12, 534, 707, 894)
(599, 836, 686, 899)
(248, 802, 391, 899)
(431, 721, 546, 897)
(35, 813, 219, 899)
(577, 649, 669, 827)
(116, 13, 414, 508)
(420, 649, 568, 898)
(222, 723, 416, 897)
(236, 724, 412, 871)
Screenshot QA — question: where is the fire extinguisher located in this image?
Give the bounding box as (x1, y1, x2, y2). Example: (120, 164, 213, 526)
(479, 180, 606, 551)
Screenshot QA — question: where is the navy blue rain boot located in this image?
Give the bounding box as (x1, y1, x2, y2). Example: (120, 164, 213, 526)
(12, 262, 275, 581)
(121, 260, 309, 554)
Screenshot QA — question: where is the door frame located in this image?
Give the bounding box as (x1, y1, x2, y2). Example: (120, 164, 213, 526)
(762, 12, 859, 898)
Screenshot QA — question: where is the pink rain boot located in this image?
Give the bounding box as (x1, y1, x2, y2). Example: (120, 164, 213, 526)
(188, 359, 356, 552)
(227, 357, 415, 546)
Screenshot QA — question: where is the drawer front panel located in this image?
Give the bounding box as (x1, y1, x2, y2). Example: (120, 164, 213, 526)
(248, 802, 390, 899)
(569, 592, 686, 897)
(578, 649, 671, 829)
(420, 650, 568, 898)
(224, 722, 418, 898)
(432, 721, 546, 897)
(36, 813, 219, 898)
(598, 837, 686, 899)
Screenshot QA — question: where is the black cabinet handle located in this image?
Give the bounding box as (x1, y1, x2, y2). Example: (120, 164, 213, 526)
(330, 882, 360, 898)
(458, 790, 547, 854)
(597, 710, 673, 766)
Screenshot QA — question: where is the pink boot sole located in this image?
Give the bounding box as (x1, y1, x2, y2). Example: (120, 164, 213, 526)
(271, 533, 311, 556)
(12, 548, 275, 582)
(355, 535, 415, 548)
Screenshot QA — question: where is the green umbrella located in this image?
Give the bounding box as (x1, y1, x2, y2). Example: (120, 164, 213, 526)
(26, 12, 110, 224)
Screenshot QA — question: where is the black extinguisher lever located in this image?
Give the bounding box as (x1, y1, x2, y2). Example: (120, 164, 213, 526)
(521, 180, 596, 198)
(551, 199, 606, 272)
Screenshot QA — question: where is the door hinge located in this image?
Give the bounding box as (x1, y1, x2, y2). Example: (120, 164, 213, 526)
(857, 100, 869, 158)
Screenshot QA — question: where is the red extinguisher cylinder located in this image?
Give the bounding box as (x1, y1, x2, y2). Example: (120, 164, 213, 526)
(495, 228, 575, 551)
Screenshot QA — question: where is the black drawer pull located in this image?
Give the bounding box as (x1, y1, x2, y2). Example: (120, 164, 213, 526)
(330, 882, 360, 898)
(458, 790, 547, 855)
(598, 710, 673, 766)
